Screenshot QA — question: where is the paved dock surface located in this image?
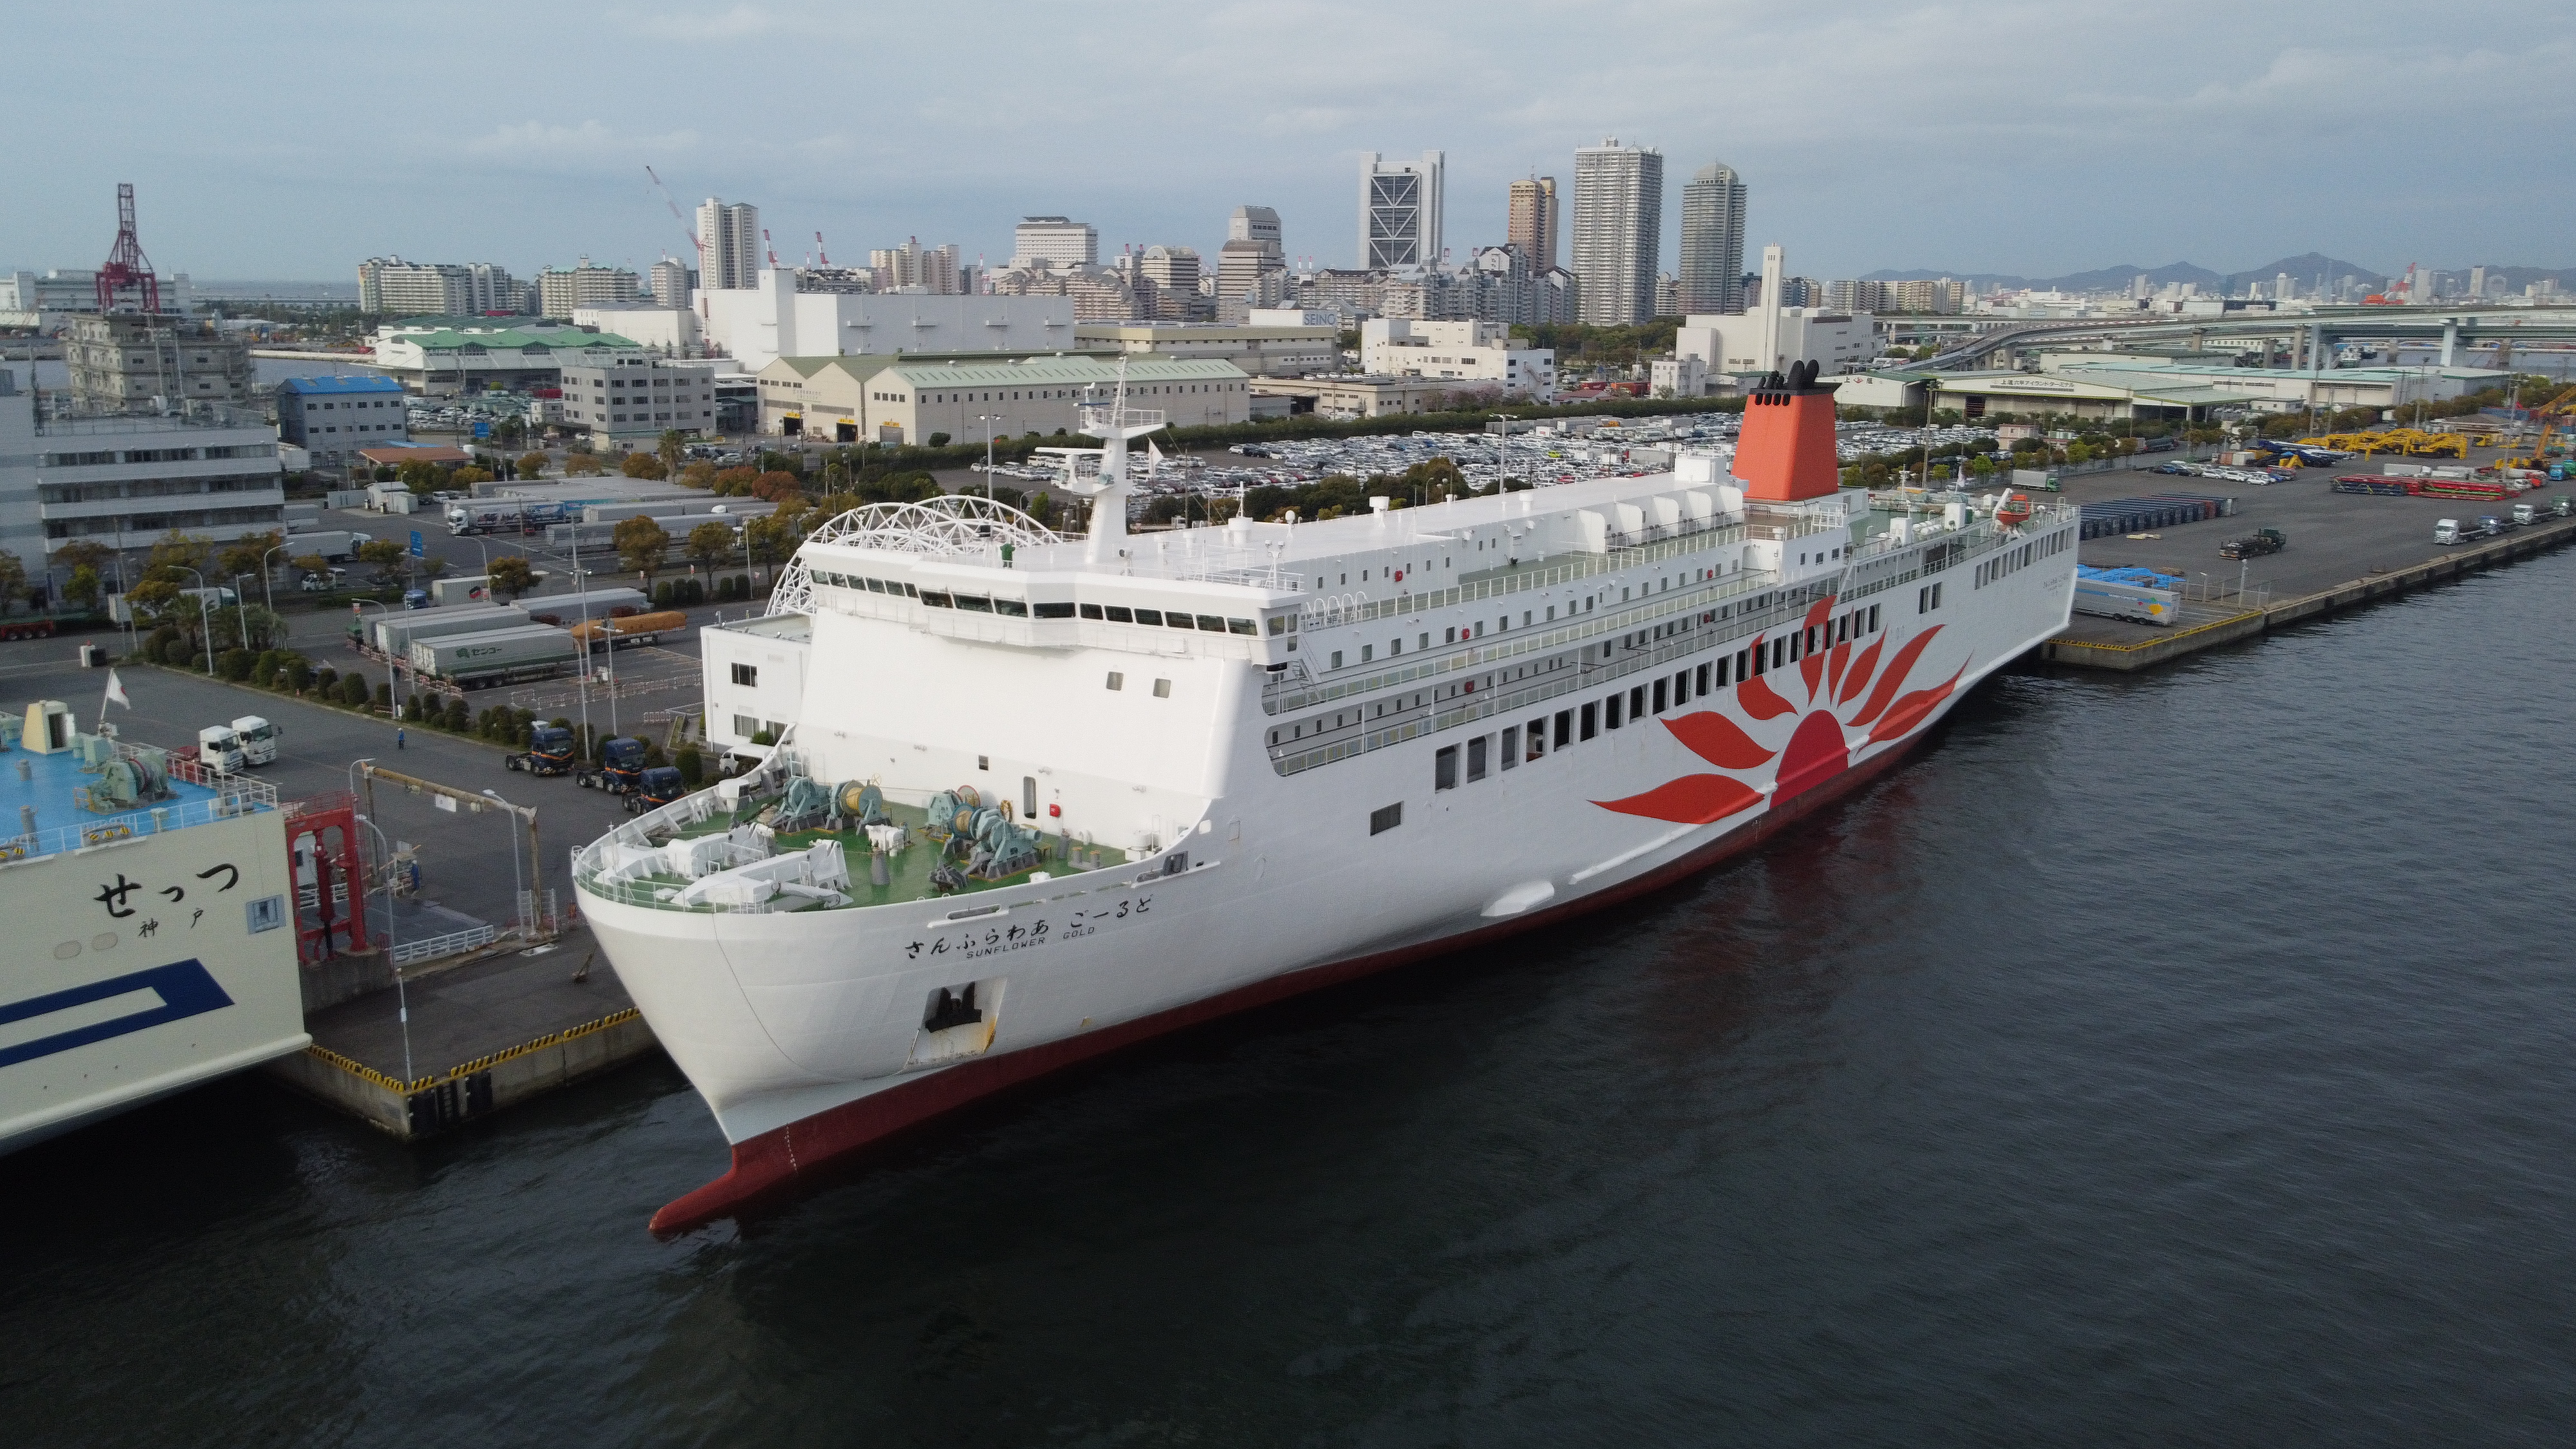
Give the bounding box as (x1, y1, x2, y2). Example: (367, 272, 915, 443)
(302, 923, 634, 1079)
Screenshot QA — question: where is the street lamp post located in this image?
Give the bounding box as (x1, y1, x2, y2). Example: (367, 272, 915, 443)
(350, 811, 415, 1084)
(480, 788, 526, 936)
(175, 567, 216, 674)
(231, 574, 254, 658)
(979, 413, 1000, 500)
(259, 542, 291, 624)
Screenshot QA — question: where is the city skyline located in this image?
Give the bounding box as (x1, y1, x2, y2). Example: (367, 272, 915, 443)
(5, 1, 2573, 285)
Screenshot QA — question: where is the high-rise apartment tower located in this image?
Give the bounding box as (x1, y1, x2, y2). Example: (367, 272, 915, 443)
(697, 198, 762, 290)
(1359, 151, 1444, 269)
(1570, 139, 1663, 327)
(1508, 177, 1559, 270)
(1678, 162, 1748, 314)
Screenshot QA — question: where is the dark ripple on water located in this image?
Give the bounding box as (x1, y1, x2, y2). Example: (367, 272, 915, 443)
(6, 555, 2576, 1448)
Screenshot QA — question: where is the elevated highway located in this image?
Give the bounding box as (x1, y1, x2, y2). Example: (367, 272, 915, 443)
(1923, 306, 2576, 372)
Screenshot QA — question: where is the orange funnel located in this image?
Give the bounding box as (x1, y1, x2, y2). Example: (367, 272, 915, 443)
(1735, 360, 1842, 502)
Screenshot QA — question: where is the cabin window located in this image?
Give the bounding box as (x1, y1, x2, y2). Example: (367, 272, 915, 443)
(1370, 802, 1402, 835)
(1696, 662, 1710, 695)
(1434, 746, 1459, 791)
(1466, 736, 1488, 782)
(1629, 685, 1645, 720)
(1153, 679, 1171, 698)
(1555, 710, 1573, 748)
(1106, 672, 1124, 690)
(1653, 679, 1667, 714)
(1605, 694, 1622, 730)
(730, 663, 757, 687)
(1200, 615, 1227, 632)
(1870, 604, 1881, 631)
(1166, 613, 1194, 630)
(1102, 605, 1130, 622)
(1133, 609, 1164, 626)
(1034, 601, 1074, 619)
(1501, 726, 1519, 770)
(1528, 719, 1548, 761)
(1229, 618, 1256, 635)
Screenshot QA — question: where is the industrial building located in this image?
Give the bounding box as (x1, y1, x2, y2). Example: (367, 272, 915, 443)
(1914, 350, 2515, 423)
(1245, 374, 1465, 419)
(369, 320, 643, 394)
(1359, 152, 1444, 270)
(571, 305, 700, 355)
(1075, 321, 1338, 377)
(552, 357, 719, 450)
(276, 375, 410, 467)
(62, 314, 254, 413)
(1571, 138, 1663, 325)
(1358, 318, 1556, 399)
(0, 369, 285, 578)
(1674, 246, 1876, 382)
(703, 270, 1077, 371)
(754, 353, 1249, 444)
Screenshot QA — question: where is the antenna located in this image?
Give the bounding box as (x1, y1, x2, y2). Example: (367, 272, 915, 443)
(96, 183, 160, 314)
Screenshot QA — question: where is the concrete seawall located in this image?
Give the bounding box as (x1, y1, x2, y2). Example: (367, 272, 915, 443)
(2044, 513, 2576, 672)
(264, 1007, 660, 1140)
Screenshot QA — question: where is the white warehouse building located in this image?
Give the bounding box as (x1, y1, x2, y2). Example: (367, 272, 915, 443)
(1358, 318, 1556, 400)
(701, 269, 1077, 372)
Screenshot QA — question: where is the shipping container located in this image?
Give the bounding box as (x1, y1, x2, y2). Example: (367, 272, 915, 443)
(517, 586, 650, 625)
(407, 623, 580, 684)
(365, 603, 529, 656)
(569, 611, 688, 649)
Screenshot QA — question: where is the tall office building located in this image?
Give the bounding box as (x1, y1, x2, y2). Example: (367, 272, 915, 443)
(1230, 205, 1282, 248)
(1358, 151, 1444, 269)
(1677, 162, 1748, 314)
(1011, 216, 1099, 270)
(1508, 176, 1559, 270)
(696, 198, 761, 290)
(1570, 138, 1663, 327)
(649, 257, 696, 307)
(1218, 207, 1287, 323)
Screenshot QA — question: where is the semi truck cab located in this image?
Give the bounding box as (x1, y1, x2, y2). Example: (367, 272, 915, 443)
(196, 724, 245, 775)
(231, 715, 279, 766)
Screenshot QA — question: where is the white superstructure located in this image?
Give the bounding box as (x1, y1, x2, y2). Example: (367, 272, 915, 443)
(576, 363, 2079, 1231)
(0, 702, 306, 1153)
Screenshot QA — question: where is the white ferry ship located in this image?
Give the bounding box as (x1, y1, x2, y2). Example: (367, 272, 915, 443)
(575, 365, 2078, 1232)
(0, 701, 306, 1152)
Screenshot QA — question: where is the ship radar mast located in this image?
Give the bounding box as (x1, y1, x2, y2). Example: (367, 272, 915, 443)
(1035, 359, 1168, 563)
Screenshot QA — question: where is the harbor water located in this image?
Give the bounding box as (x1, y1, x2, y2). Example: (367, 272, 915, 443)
(5, 551, 2573, 1446)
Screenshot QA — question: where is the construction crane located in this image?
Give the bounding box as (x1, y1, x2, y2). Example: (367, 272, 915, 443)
(95, 183, 160, 313)
(642, 166, 703, 273)
(762, 229, 779, 269)
(815, 231, 831, 266)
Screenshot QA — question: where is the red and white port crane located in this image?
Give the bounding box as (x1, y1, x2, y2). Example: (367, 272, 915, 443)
(96, 183, 160, 313)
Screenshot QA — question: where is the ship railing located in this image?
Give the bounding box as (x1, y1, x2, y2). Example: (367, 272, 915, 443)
(1274, 564, 1785, 714)
(0, 790, 278, 866)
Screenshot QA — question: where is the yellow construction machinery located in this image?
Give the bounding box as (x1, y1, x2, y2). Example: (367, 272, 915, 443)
(2299, 428, 2470, 457)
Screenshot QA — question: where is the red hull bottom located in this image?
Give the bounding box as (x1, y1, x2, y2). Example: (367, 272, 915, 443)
(648, 731, 1933, 1235)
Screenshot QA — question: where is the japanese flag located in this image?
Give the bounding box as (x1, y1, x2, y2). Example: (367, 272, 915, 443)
(104, 668, 131, 710)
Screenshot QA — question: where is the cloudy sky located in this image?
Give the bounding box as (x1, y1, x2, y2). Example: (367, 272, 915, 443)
(8, 1, 2572, 286)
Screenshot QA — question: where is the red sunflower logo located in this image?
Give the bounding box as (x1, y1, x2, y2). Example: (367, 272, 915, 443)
(1591, 594, 1967, 825)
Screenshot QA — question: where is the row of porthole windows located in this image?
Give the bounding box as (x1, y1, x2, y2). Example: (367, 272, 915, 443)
(1430, 603, 1886, 791)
